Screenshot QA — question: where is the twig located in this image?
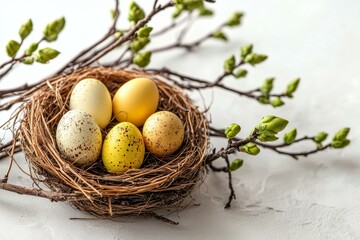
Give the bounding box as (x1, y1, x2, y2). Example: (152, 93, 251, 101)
(144, 212, 179, 225)
(223, 155, 235, 208)
(152, 13, 192, 37)
(79, 2, 174, 68)
(0, 182, 73, 201)
(209, 126, 331, 160)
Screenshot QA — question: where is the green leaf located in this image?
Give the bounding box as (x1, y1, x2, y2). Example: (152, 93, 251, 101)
(36, 48, 60, 63)
(130, 38, 150, 52)
(43, 17, 65, 42)
(284, 128, 297, 144)
(199, 7, 213, 16)
(25, 42, 39, 55)
(313, 132, 328, 143)
(6, 40, 20, 58)
(224, 123, 241, 139)
(224, 55, 236, 73)
(331, 139, 350, 149)
(172, 8, 183, 18)
(128, 2, 145, 24)
(256, 116, 289, 142)
(332, 128, 350, 141)
(212, 31, 228, 42)
(229, 159, 244, 172)
(271, 97, 285, 108)
(175, 0, 204, 11)
(260, 77, 275, 94)
(285, 78, 300, 97)
(244, 53, 268, 65)
(234, 69, 247, 79)
(330, 128, 350, 149)
(226, 12, 244, 27)
(19, 19, 33, 40)
(257, 133, 278, 142)
(133, 51, 152, 67)
(138, 26, 153, 38)
(240, 44, 253, 58)
(257, 95, 270, 104)
(258, 115, 289, 133)
(21, 56, 34, 65)
(240, 142, 260, 155)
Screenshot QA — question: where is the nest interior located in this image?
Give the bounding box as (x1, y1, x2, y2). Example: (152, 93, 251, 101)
(19, 67, 209, 217)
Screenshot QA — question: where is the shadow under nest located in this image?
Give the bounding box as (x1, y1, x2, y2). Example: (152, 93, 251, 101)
(18, 66, 209, 219)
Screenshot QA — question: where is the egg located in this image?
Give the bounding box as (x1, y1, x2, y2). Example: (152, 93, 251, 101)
(113, 77, 159, 127)
(102, 122, 145, 174)
(56, 109, 102, 166)
(69, 78, 112, 129)
(142, 111, 185, 156)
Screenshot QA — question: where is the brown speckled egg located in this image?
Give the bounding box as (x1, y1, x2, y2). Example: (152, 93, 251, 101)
(142, 111, 184, 156)
(56, 109, 102, 166)
(102, 122, 145, 174)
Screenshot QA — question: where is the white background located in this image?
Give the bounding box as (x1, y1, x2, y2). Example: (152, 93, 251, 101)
(1, 0, 360, 239)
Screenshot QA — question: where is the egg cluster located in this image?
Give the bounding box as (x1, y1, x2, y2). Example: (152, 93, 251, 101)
(55, 77, 184, 174)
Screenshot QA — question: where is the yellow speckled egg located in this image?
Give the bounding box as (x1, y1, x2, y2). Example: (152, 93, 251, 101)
(113, 78, 159, 127)
(56, 109, 102, 166)
(142, 111, 185, 156)
(70, 78, 112, 129)
(102, 122, 145, 174)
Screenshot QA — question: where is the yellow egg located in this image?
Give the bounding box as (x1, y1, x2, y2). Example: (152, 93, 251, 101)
(102, 122, 145, 174)
(142, 111, 185, 156)
(70, 78, 112, 129)
(113, 78, 159, 127)
(56, 109, 102, 166)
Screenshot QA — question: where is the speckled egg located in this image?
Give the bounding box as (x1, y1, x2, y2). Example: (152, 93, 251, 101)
(113, 77, 159, 127)
(142, 111, 185, 156)
(70, 78, 112, 129)
(56, 109, 102, 166)
(102, 122, 145, 174)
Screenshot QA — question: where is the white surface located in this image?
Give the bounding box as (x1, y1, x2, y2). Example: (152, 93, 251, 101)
(1, 0, 360, 239)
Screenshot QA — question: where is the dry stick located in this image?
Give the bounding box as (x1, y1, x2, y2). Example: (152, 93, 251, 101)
(150, 22, 226, 53)
(0, 182, 72, 201)
(152, 13, 192, 37)
(80, 2, 174, 68)
(111, 47, 131, 67)
(144, 212, 179, 225)
(223, 155, 235, 208)
(205, 134, 257, 164)
(147, 68, 283, 100)
(176, 12, 194, 43)
(55, 0, 120, 75)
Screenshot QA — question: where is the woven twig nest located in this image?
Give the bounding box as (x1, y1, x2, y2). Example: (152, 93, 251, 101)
(18, 67, 209, 218)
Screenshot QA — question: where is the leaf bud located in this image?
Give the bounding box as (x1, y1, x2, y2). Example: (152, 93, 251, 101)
(229, 159, 244, 171)
(224, 55, 236, 73)
(224, 123, 241, 139)
(240, 142, 260, 155)
(133, 51, 152, 67)
(283, 128, 297, 144)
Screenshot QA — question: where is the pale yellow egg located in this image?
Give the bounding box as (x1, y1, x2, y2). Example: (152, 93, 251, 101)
(102, 122, 145, 174)
(56, 109, 102, 166)
(142, 111, 185, 156)
(70, 78, 112, 129)
(113, 78, 159, 127)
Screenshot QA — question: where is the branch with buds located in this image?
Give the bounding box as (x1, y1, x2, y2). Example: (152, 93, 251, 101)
(0, 0, 351, 211)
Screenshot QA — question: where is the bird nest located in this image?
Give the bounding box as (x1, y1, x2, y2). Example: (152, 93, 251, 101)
(18, 67, 209, 219)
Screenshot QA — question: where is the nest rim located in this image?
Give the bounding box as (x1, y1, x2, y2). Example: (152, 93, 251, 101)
(18, 67, 209, 217)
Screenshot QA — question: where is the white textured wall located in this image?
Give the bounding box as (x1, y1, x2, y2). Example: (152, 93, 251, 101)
(0, 0, 359, 239)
